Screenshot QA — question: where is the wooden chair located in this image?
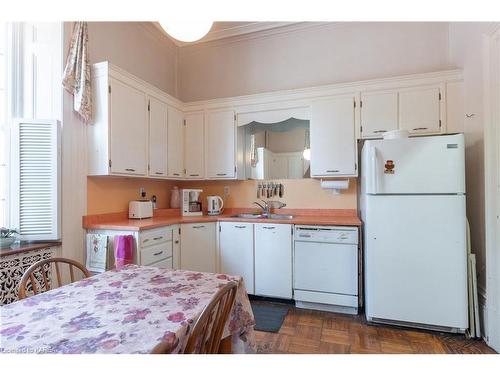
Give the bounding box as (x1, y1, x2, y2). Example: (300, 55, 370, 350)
(152, 281, 238, 354)
(18, 257, 91, 300)
(184, 281, 238, 354)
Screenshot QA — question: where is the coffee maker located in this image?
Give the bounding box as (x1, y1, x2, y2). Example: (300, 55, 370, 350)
(181, 189, 203, 216)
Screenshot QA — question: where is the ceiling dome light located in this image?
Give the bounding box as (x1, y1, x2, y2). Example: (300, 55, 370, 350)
(159, 20, 213, 43)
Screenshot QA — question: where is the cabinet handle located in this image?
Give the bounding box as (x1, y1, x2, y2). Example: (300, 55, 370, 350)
(412, 127, 428, 131)
(173, 173, 180, 176)
(155, 172, 163, 175)
(143, 239, 149, 243)
(299, 234, 312, 238)
(189, 174, 199, 177)
(373, 130, 387, 134)
(326, 170, 339, 173)
(153, 236, 163, 241)
(235, 225, 246, 229)
(192, 225, 205, 229)
(216, 173, 227, 176)
(174, 240, 179, 244)
(263, 226, 275, 230)
(153, 251, 163, 256)
(125, 168, 136, 172)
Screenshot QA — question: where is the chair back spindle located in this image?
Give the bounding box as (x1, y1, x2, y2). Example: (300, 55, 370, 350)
(18, 257, 91, 300)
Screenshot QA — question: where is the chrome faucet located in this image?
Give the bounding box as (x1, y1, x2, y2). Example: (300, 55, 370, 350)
(252, 199, 287, 216)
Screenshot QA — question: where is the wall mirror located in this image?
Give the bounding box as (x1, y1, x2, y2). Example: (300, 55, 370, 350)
(238, 117, 310, 180)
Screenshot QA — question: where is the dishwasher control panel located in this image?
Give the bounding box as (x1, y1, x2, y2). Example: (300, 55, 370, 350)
(294, 225, 358, 244)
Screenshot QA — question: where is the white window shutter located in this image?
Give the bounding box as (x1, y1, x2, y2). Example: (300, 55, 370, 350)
(11, 119, 60, 240)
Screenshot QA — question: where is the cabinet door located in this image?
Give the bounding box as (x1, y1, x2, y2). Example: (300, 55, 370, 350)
(148, 96, 168, 178)
(310, 96, 356, 177)
(184, 112, 205, 179)
(180, 222, 216, 273)
(360, 91, 398, 138)
(205, 110, 236, 179)
(109, 78, 148, 175)
(167, 106, 184, 178)
(219, 222, 254, 294)
(254, 223, 292, 299)
(172, 226, 180, 269)
(399, 86, 441, 134)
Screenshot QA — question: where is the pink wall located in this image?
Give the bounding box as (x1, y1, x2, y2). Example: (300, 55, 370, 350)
(178, 22, 452, 101)
(87, 22, 178, 97)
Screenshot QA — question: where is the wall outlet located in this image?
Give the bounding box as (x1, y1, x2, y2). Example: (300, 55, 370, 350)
(223, 186, 230, 197)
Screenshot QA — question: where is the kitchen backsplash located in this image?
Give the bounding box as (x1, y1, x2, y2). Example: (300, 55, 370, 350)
(87, 177, 357, 215)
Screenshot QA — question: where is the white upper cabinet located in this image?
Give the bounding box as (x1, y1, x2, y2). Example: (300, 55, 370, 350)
(399, 86, 441, 134)
(167, 106, 184, 178)
(360, 91, 398, 138)
(109, 78, 148, 176)
(205, 110, 236, 179)
(148, 96, 168, 178)
(310, 96, 357, 177)
(184, 112, 205, 179)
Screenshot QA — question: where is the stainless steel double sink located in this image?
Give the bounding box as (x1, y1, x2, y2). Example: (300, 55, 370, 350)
(230, 213, 294, 220)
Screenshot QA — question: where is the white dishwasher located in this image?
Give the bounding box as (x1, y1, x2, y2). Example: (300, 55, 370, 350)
(294, 225, 359, 314)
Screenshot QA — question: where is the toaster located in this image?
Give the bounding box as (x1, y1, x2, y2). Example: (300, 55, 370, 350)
(128, 200, 153, 219)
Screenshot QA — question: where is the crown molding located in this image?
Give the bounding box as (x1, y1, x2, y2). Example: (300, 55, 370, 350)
(151, 21, 337, 48)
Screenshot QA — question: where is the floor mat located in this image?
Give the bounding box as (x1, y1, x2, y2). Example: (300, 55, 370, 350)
(251, 301, 290, 333)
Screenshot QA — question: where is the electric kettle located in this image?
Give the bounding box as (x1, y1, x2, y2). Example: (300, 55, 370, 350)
(207, 195, 224, 216)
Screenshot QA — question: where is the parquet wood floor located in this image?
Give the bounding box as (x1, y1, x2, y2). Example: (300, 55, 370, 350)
(253, 303, 496, 354)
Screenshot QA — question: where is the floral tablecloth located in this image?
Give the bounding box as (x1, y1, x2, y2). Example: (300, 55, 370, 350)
(0, 265, 256, 354)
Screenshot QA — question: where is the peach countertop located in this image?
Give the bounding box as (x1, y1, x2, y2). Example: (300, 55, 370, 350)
(83, 208, 362, 231)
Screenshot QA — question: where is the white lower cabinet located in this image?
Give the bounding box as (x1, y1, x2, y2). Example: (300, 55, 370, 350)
(219, 222, 254, 294)
(254, 223, 293, 299)
(139, 226, 174, 269)
(180, 222, 217, 273)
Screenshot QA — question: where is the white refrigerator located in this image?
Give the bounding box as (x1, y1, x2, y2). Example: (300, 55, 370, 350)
(361, 134, 468, 333)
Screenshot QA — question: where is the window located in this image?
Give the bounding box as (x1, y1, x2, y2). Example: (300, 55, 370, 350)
(1, 22, 62, 240)
(0, 23, 8, 228)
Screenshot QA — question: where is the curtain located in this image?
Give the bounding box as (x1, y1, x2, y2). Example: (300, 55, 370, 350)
(62, 22, 92, 124)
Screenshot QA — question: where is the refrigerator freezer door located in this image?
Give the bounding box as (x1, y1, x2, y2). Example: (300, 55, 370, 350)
(362, 134, 465, 194)
(364, 194, 468, 330)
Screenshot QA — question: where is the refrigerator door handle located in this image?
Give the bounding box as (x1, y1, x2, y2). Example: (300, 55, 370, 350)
(370, 146, 379, 194)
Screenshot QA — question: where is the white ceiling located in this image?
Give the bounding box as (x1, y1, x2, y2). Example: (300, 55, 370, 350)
(153, 21, 300, 46)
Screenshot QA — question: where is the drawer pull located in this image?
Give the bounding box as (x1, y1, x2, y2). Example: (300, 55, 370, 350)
(192, 225, 205, 229)
(235, 225, 246, 229)
(173, 173, 180, 176)
(326, 170, 339, 173)
(153, 236, 163, 241)
(143, 239, 149, 243)
(155, 172, 163, 175)
(299, 234, 311, 238)
(153, 251, 163, 256)
(216, 173, 227, 176)
(373, 130, 387, 134)
(125, 168, 136, 172)
(412, 127, 428, 131)
(189, 174, 199, 177)
(263, 226, 275, 230)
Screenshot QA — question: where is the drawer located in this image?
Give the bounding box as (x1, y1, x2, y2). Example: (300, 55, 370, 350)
(141, 242, 173, 266)
(140, 227, 172, 248)
(150, 257, 173, 269)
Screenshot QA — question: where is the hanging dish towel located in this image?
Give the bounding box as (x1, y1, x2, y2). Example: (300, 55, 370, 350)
(62, 21, 92, 124)
(114, 235, 135, 268)
(86, 234, 108, 273)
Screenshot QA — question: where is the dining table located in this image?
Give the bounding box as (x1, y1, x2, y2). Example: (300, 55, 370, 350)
(0, 264, 256, 354)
